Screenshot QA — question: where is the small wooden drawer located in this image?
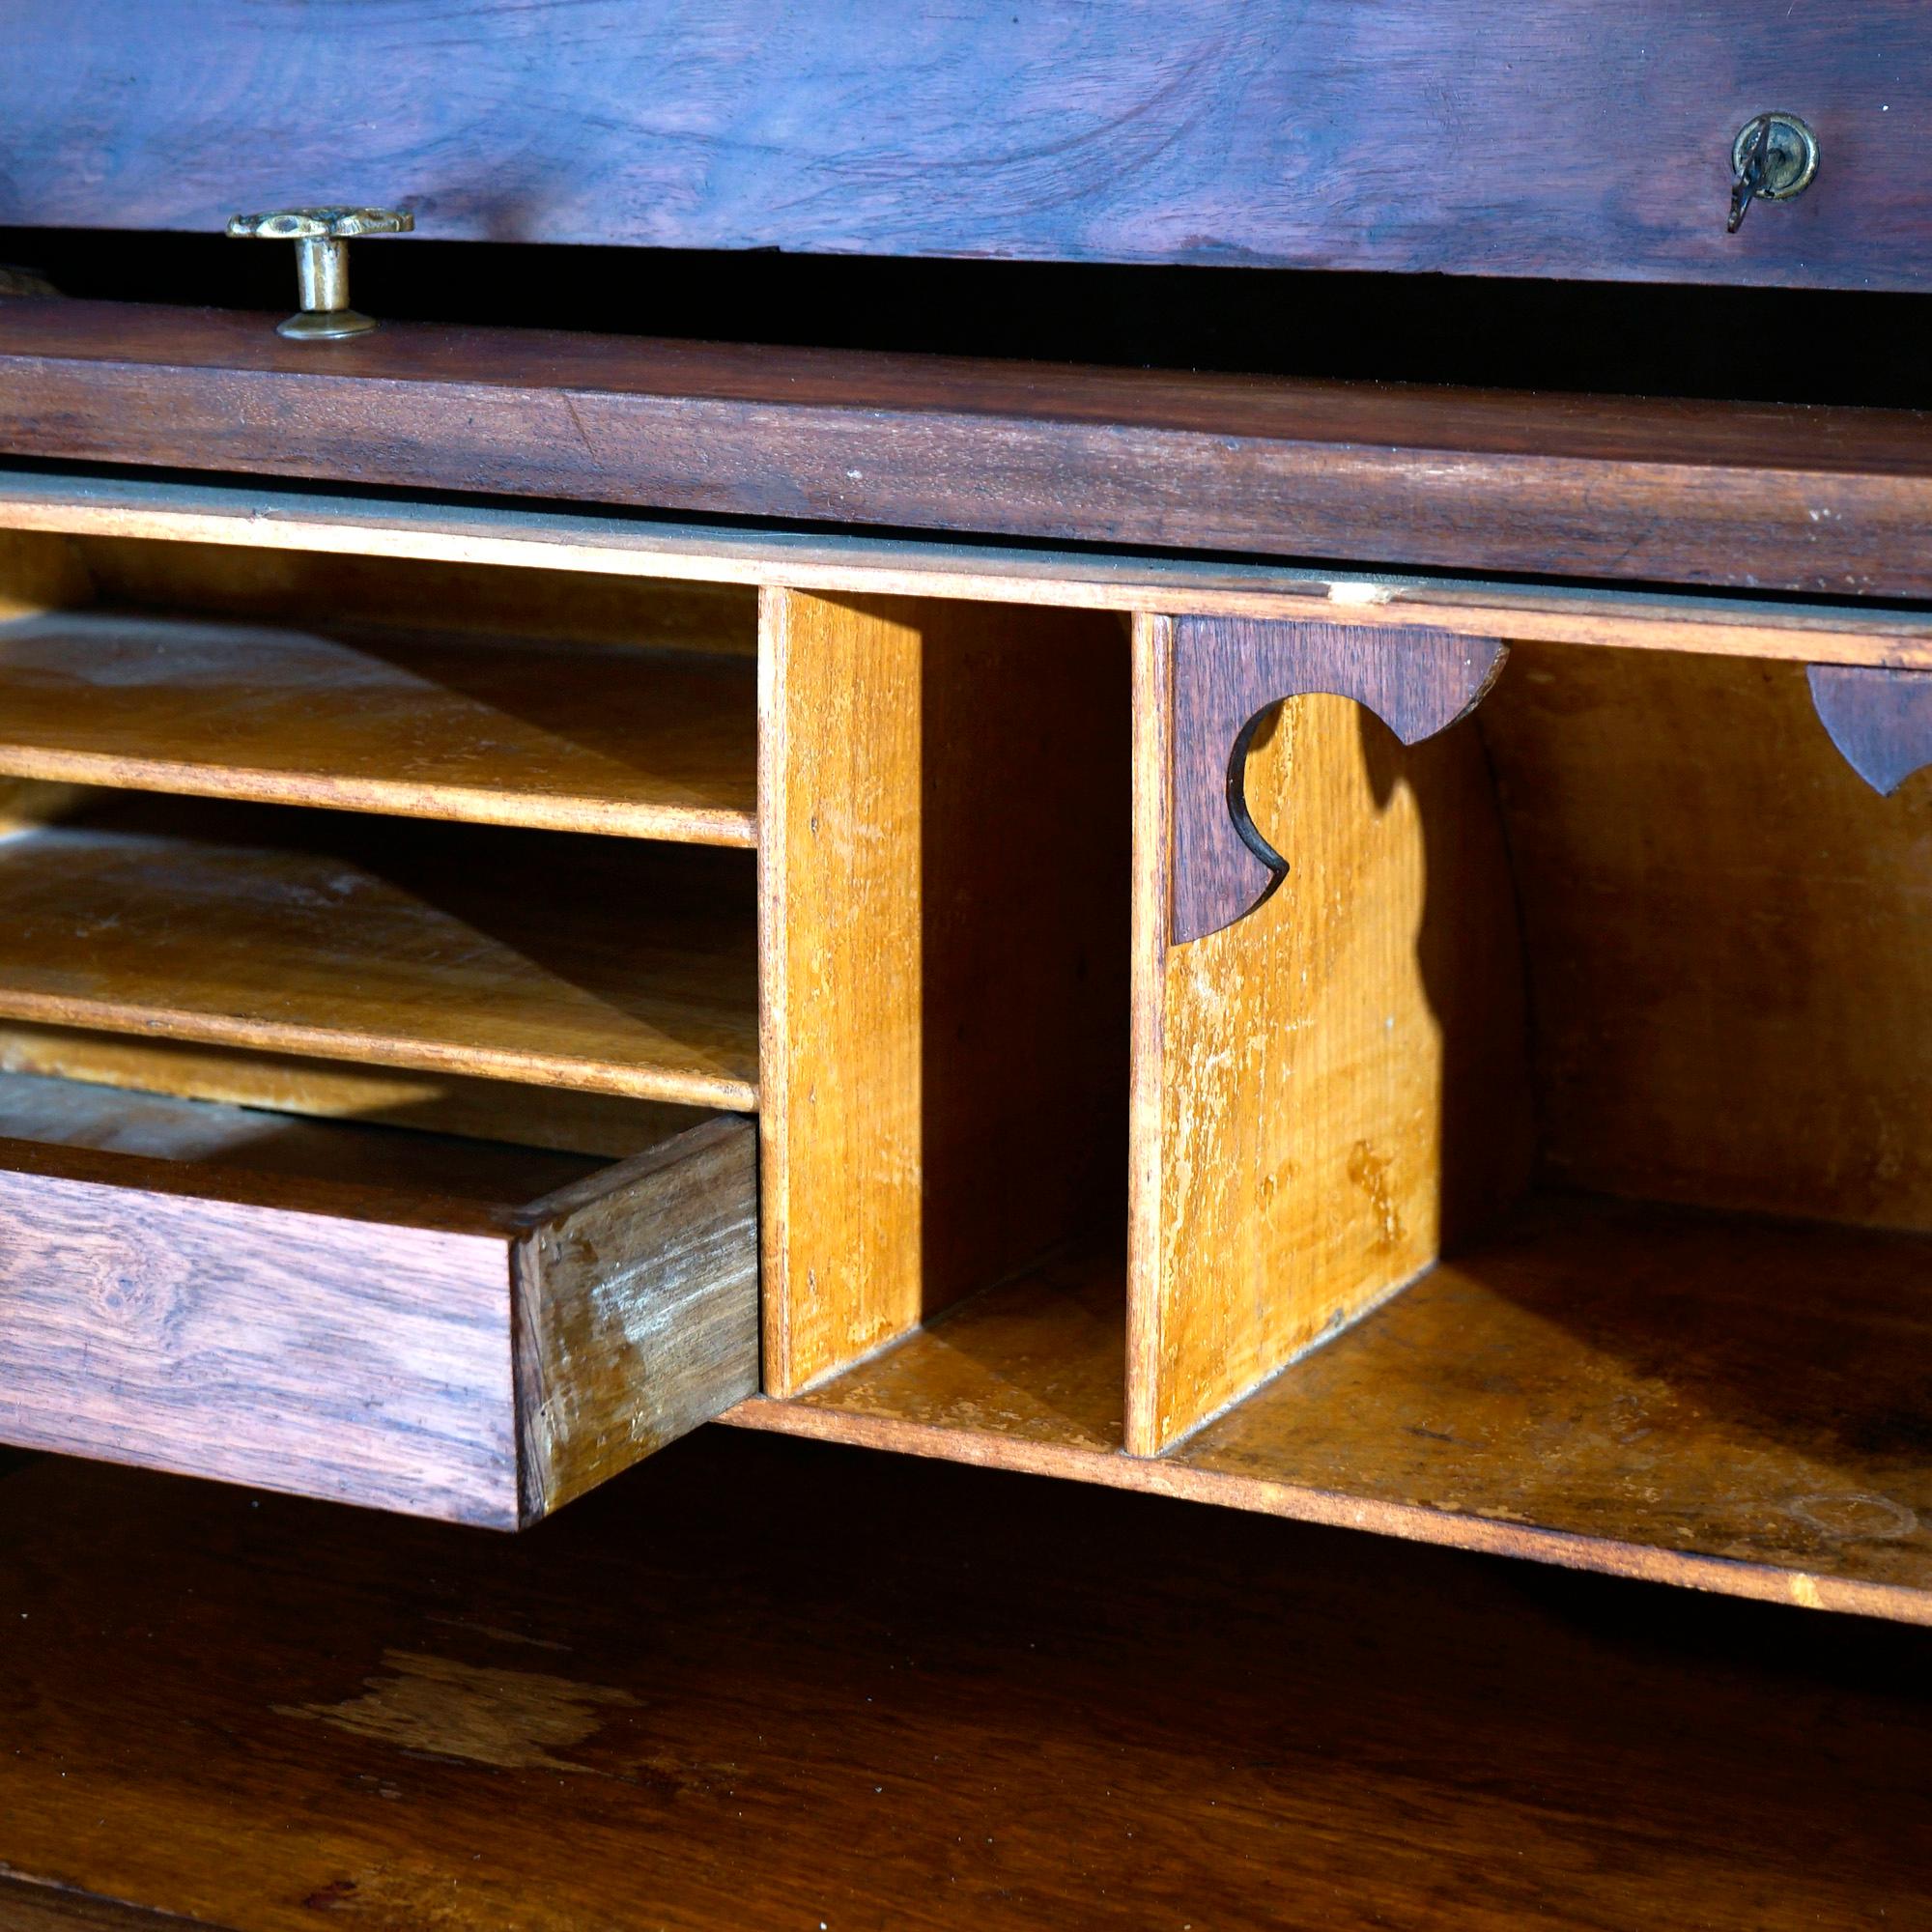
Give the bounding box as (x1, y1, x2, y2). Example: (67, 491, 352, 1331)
(0, 1073, 758, 1527)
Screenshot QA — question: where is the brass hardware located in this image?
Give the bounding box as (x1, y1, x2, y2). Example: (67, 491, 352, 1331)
(226, 207, 414, 340)
(1728, 114, 1819, 233)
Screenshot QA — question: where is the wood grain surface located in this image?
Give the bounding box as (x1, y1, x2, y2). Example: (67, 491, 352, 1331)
(0, 1023, 703, 1158)
(0, 1146, 523, 1522)
(759, 589, 1128, 1395)
(1130, 618, 1533, 1454)
(11, 468, 1932, 668)
(0, 611, 757, 841)
(750, 1190, 1932, 1622)
(3, 2, 1928, 292)
(1481, 642, 1932, 1231)
(1, 1432, 1924, 1929)
(0, 800, 758, 1109)
(512, 1122, 758, 1520)
(1167, 616, 1507, 941)
(0, 1073, 756, 1525)
(6, 301, 1932, 595)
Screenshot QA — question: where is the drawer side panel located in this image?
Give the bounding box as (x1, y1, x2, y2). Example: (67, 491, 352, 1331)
(0, 1170, 518, 1524)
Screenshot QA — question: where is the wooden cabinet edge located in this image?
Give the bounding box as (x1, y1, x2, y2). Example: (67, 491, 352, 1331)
(1126, 614, 1174, 1458)
(511, 1115, 759, 1523)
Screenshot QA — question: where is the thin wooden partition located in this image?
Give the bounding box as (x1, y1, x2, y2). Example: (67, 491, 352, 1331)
(759, 588, 1129, 1396)
(1127, 612, 1534, 1454)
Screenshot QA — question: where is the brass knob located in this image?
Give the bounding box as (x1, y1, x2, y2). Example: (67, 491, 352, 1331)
(226, 207, 414, 340)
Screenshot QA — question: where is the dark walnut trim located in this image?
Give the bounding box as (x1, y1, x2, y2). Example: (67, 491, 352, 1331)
(1808, 664, 1932, 795)
(1168, 616, 1507, 943)
(3, 301, 1932, 597)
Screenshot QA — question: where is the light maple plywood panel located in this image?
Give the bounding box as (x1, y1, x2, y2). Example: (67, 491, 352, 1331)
(761, 589, 1128, 1396)
(0, 611, 756, 842)
(1481, 642, 1932, 1230)
(1129, 614, 1533, 1455)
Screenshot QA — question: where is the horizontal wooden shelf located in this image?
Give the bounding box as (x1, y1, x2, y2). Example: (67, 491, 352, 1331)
(0, 805, 758, 1110)
(735, 1192, 1932, 1623)
(0, 610, 756, 843)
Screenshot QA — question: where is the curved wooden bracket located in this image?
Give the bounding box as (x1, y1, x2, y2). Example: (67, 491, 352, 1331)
(1808, 663, 1932, 795)
(1169, 616, 1509, 944)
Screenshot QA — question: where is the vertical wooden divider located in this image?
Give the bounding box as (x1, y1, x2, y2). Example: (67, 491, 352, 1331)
(1129, 613, 1534, 1456)
(760, 587, 1129, 1399)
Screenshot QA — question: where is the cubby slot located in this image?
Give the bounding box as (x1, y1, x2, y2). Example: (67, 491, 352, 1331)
(758, 589, 1131, 1411)
(0, 530, 757, 842)
(0, 1067, 757, 1526)
(0, 793, 758, 1109)
(1140, 637, 1932, 1609)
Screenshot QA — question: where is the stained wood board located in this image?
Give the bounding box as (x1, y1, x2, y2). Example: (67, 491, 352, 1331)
(0, 801, 758, 1109)
(0, 1072, 758, 1526)
(0, 611, 756, 842)
(3, 2, 1930, 293)
(0, 1431, 1925, 1929)
(6, 300, 1932, 594)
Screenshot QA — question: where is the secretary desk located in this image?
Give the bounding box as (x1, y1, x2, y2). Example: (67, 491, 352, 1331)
(0, 5, 1926, 1925)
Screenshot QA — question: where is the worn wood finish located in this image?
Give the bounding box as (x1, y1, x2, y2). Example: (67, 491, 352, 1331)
(1806, 661, 1932, 795)
(1482, 642, 1932, 1230)
(12, 468, 1932, 668)
(0, 1880, 222, 1931)
(746, 1190, 1932, 1622)
(0, 611, 756, 842)
(7, 304, 1932, 596)
(1168, 616, 1508, 942)
(0, 1065, 602, 1207)
(6, 2, 1931, 291)
(0, 1072, 755, 1527)
(0, 1023, 693, 1158)
(0, 801, 758, 1109)
(1131, 618, 1534, 1454)
(2, 1434, 1928, 1929)
(760, 589, 1128, 1396)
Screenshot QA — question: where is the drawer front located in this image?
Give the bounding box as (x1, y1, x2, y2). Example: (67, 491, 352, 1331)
(0, 1, 1923, 291)
(0, 1110, 758, 1527)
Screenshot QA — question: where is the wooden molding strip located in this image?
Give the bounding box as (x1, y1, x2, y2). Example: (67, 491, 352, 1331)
(1808, 663, 1932, 795)
(1168, 617, 1507, 942)
(4, 301, 1932, 596)
(3, 468, 1932, 668)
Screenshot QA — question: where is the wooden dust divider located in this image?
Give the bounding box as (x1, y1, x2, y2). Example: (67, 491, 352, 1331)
(1127, 613, 1531, 1453)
